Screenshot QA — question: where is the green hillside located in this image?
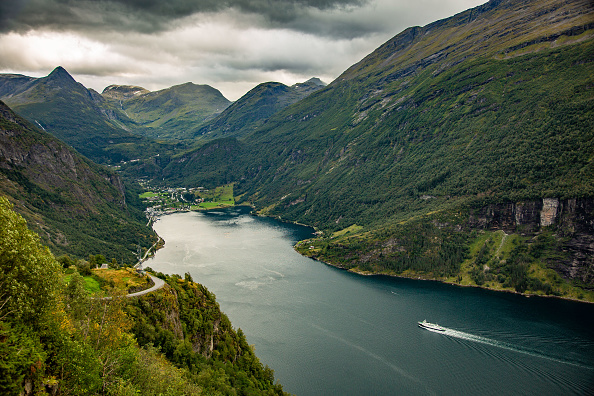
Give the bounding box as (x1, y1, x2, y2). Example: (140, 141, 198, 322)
(103, 82, 231, 140)
(0, 101, 156, 262)
(0, 198, 287, 395)
(196, 78, 326, 140)
(0, 67, 178, 164)
(162, 0, 594, 297)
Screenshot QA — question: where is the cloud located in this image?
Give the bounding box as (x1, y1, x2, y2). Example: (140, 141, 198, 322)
(0, 0, 369, 36)
(0, 0, 487, 100)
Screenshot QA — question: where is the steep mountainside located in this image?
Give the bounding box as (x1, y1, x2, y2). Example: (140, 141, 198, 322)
(0, 201, 286, 395)
(163, 0, 594, 298)
(127, 272, 286, 394)
(196, 77, 326, 140)
(0, 100, 156, 261)
(103, 82, 231, 140)
(0, 67, 178, 164)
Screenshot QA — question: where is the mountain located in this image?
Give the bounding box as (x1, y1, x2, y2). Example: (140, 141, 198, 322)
(0, 100, 156, 261)
(102, 82, 232, 140)
(162, 0, 594, 298)
(0, 67, 175, 164)
(195, 77, 326, 140)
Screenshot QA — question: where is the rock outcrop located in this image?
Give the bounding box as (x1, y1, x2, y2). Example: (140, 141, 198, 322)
(469, 197, 594, 285)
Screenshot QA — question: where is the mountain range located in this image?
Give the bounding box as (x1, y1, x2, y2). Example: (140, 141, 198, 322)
(160, 0, 594, 297)
(102, 82, 232, 140)
(0, 0, 592, 298)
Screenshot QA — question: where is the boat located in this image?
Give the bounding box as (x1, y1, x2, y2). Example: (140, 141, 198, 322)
(418, 320, 446, 332)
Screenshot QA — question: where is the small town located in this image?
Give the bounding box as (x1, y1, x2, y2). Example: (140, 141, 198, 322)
(138, 183, 236, 221)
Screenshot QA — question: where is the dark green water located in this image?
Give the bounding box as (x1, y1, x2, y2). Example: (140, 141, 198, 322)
(147, 207, 594, 395)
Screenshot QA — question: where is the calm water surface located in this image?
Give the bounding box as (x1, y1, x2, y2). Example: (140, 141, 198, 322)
(147, 207, 594, 395)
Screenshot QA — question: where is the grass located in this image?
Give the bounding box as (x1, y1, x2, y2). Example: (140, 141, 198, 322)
(332, 224, 363, 238)
(83, 276, 102, 293)
(139, 191, 159, 199)
(92, 268, 148, 291)
(196, 201, 233, 209)
(63, 272, 101, 293)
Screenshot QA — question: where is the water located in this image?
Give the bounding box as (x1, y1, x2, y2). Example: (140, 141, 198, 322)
(147, 207, 594, 395)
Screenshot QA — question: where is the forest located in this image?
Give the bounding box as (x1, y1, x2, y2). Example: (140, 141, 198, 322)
(0, 196, 287, 395)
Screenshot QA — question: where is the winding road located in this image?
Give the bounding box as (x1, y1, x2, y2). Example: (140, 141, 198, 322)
(100, 274, 165, 300)
(126, 274, 165, 298)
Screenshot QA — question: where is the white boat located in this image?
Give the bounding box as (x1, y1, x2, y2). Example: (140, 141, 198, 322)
(418, 320, 446, 332)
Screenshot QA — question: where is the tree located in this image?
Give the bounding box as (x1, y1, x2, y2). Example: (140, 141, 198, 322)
(0, 196, 62, 324)
(76, 259, 92, 276)
(57, 254, 75, 268)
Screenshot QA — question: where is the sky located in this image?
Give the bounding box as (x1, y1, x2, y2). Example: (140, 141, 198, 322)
(0, 0, 486, 100)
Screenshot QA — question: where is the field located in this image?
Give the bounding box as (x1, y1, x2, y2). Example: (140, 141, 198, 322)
(92, 268, 149, 291)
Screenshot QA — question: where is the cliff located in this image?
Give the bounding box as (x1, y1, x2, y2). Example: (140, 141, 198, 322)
(469, 198, 594, 285)
(0, 100, 155, 261)
(127, 272, 286, 394)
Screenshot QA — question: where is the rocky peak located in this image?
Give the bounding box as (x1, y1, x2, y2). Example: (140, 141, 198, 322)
(304, 77, 326, 86)
(45, 66, 77, 85)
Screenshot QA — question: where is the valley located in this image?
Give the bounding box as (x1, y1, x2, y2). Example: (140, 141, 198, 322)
(1, 0, 593, 394)
(1, 0, 592, 300)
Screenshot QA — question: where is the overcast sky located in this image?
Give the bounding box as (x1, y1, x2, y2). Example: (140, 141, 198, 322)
(0, 0, 486, 100)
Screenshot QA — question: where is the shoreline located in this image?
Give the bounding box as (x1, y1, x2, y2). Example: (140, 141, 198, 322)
(146, 207, 593, 305)
(301, 252, 594, 305)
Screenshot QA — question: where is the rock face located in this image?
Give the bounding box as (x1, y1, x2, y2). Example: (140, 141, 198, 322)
(540, 198, 560, 227)
(101, 85, 150, 101)
(469, 197, 594, 285)
(0, 100, 154, 260)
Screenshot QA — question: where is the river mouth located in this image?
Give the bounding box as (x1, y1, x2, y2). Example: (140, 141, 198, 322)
(147, 208, 594, 396)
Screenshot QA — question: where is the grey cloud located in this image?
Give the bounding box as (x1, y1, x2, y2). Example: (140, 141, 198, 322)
(0, 0, 369, 35)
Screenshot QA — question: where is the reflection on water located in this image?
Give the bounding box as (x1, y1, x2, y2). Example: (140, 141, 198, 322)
(149, 208, 594, 396)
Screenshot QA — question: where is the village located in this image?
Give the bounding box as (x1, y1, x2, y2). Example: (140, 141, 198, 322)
(138, 183, 236, 221)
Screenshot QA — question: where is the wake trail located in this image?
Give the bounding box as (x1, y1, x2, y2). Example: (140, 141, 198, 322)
(428, 327, 594, 370)
(311, 323, 437, 396)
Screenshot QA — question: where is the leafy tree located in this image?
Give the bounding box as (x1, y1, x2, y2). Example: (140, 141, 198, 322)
(57, 254, 75, 268)
(0, 322, 45, 396)
(76, 259, 92, 276)
(0, 196, 61, 325)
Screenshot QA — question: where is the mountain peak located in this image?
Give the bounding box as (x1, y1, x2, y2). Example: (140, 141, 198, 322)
(47, 66, 75, 83)
(303, 77, 326, 86)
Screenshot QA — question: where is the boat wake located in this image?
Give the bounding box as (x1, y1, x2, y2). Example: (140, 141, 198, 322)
(436, 327, 593, 370)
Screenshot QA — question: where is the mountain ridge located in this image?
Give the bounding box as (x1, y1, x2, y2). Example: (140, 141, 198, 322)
(159, 0, 594, 298)
(102, 81, 232, 140)
(194, 77, 326, 141)
(0, 66, 170, 164)
(0, 100, 155, 261)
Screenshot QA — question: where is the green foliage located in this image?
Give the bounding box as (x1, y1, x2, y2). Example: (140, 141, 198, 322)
(76, 259, 92, 276)
(0, 196, 61, 324)
(127, 273, 286, 395)
(0, 322, 45, 396)
(0, 200, 287, 395)
(57, 254, 75, 268)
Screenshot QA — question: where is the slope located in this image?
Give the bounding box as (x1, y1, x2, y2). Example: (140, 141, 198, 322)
(0, 67, 173, 164)
(196, 77, 326, 140)
(0, 100, 156, 262)
(164, 0, 594, 296)
(103, 82, 232, 140)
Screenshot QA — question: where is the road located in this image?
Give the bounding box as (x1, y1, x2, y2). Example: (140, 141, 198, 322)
(126, 274, 165, 298)
(99, 274, 165, 300)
